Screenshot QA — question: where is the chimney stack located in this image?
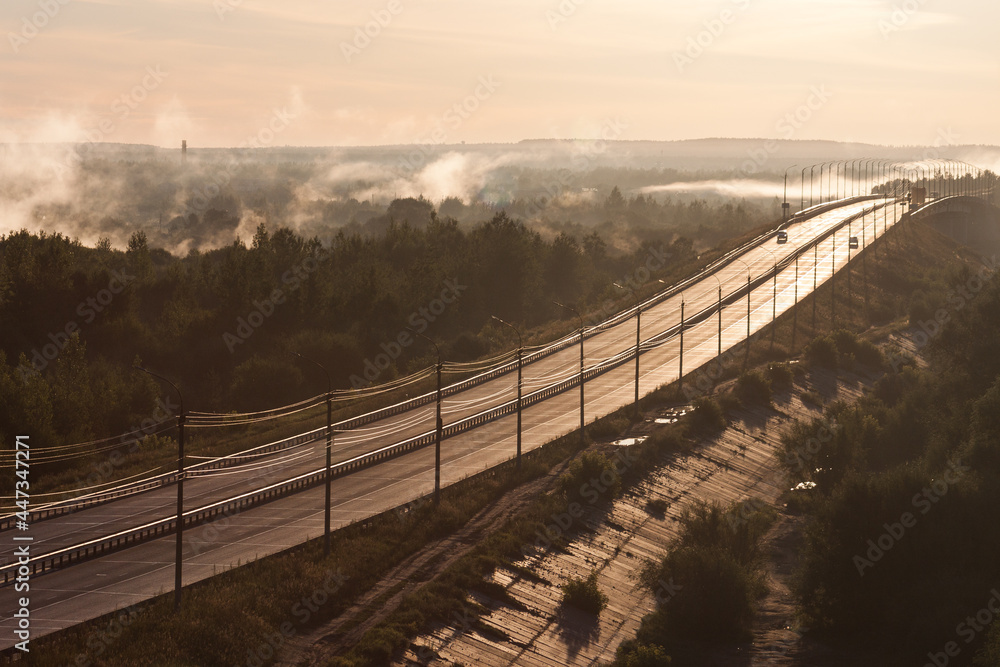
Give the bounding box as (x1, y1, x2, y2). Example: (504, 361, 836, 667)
(181, 139, 187, 165)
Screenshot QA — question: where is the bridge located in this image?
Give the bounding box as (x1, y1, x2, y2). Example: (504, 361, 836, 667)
(0, 159, 997, 652)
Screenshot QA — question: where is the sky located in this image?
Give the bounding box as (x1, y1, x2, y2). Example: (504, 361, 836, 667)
(1, 0, 998, 148)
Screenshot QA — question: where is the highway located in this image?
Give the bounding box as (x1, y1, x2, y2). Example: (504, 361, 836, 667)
(0, 196, 906, 649)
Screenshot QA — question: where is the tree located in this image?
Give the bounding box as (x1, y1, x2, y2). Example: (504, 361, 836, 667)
(126, 230, 153, 281)
(605, 185, 626, 212)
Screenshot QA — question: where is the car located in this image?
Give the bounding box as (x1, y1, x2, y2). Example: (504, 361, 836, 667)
(849, 236, 859, 249)
(776, 231, 788, 244)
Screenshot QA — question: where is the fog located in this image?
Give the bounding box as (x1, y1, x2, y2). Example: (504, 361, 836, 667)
(1, 138, 996, 254)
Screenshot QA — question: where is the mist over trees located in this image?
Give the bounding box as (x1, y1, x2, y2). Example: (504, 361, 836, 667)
(0, 181, 769, 467)
(1, 142, 796, 255)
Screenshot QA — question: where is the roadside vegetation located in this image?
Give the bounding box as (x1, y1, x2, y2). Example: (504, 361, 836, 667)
(782, 264, 1000, 664)
(612, 501, 775, 665)
(561, 571, 609, 615)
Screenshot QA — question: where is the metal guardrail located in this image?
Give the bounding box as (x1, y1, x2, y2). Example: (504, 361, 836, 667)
(0, 319, 651, 585)
(0, 197, 904, 584)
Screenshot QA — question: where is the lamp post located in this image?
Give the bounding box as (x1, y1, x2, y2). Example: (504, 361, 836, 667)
(554, 301, 585, 445)
(733, 257, 753, 368)
(831, 231, 837, 326)
(809, 164, 816, 207)
(734, 257, 752, 341)
(863, 159, 877, 198)
(708, 272, 723, 357)
(847, 218, 853, 311)
(801, 165, 809, 211)
(819, 161, 837, 203)
(292, 352, 333, 556)
(613, 283, 642, 411)
(792, 251, 800, 350)
(759, 245, 779, 351)
(812, 240, 819, 329)
(679, 293, 685, 388)
(134, 366, 185, 611)
(848, 158, 864, 198)
(491, 316, 523, 468)
(783, 164, 797, 220)
(862, 200, 869, 316)
(407, 329, 443, 505)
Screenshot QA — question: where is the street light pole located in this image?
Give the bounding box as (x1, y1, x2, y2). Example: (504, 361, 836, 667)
(847, 219, 852, 312)
(134, 366, 185, 611)
(801, 165, 808, 211)
(679, 295, 685, 387)
(762, 246, 778, 351)
(491, 316, 523, 468)
(792, 252, 799, 350)
(862, 204, 869, 317)
(613, 283, 641, 411)
(810, 164, 816, 207)
(831, 233, 837, 326)
(812, 241, 819, 330)
(554, 301, 585, 444)
(783, 164, 797, 220)
(408, 329, 443, 504)
(292, 352, 334, 556)
(709, 273, 723, 357)
(733, 257, 753, 368)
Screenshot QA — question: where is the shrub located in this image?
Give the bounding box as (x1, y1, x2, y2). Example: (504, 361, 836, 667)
(646, 498, 669, 516)
(590, 414, 631, 439)
(766, 362, 795, 390)
(805, 336, 839, 368)
(801, 390, 824, 407)
(623, 502, 775, 654)
(689, 396, 726, 432)
(830, 329, 883, 368)
(735, 369, 772, 405)
(632, 502, 774, 647)
(561, 450, 621, 501)
(612, 640, 673, 666)
(561, 571, 608, 615)
(976, 622, 1000, 666)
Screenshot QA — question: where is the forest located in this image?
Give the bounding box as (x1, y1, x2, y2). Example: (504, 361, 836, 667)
(783, 273, 1000, 663)
(0, 188, 772, 475)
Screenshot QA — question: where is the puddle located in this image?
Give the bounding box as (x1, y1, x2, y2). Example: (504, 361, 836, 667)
(650, 405, 693, 425)
(612, 436, 648, 447)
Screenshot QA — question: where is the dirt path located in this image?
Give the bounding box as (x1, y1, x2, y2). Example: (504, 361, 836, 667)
(274, 459, 573, 667)
(748, 512, 808, 665)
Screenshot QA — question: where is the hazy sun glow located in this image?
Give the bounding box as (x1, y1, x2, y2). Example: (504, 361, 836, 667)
(1, 0, 997, 148)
